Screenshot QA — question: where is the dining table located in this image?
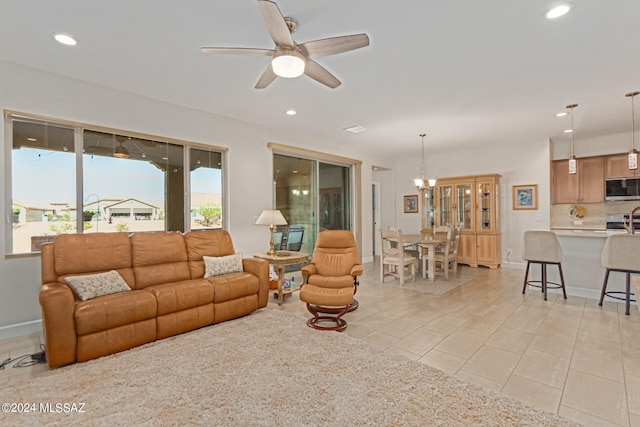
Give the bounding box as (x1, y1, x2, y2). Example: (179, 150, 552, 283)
(401, 234, 448, 281)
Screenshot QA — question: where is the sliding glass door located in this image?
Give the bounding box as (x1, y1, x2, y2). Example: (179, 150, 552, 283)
(318, 162, 350, 231)
(273, 154, 351, 255)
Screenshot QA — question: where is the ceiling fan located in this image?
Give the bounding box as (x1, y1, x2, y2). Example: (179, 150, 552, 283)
(200, 0, 369, 89)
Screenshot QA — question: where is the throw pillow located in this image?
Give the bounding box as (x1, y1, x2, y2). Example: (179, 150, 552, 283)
(203, 253, 243, 278)
(65, 270, 131, 301)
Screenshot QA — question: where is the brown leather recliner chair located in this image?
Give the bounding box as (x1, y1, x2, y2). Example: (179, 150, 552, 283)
(300, 230, 363, 331)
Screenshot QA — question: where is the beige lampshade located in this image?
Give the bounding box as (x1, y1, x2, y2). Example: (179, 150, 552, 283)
(255, 210, 287, 226)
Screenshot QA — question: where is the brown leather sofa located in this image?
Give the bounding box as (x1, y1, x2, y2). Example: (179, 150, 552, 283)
(39, 229, 269, 368)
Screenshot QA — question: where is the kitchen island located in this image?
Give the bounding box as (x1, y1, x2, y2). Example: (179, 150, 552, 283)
(544, 229, 637, 303)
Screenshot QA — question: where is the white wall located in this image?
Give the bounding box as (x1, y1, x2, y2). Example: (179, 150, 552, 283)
(0, 60, 391, 337)
(393, 140, 552, 266)
(551, 131, 637, 160)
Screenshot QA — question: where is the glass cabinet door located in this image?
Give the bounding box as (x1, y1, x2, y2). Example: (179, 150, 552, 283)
(477, 181, 493, 231)
(423, 187, 435, 229)
(438, 185, 454, 227)
(455, 184, 472, 230)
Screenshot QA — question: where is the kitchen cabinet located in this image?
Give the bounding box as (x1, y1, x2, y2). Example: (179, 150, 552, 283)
(606, 153, 639, 178)
(421, 174, 501, 269)
(551, 157, 604, 204)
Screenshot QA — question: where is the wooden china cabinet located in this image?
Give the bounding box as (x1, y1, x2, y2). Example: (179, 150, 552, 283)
(421, 174, 501, 269)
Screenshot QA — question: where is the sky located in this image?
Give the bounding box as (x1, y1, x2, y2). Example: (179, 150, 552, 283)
(13, 148, 221, 208)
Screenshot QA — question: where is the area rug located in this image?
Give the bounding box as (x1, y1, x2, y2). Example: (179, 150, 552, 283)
(0, 310, 577, 426)
(378, 265, 480, 295)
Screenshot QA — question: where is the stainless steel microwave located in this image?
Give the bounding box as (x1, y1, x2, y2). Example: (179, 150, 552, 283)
(605, 178, 640, 201)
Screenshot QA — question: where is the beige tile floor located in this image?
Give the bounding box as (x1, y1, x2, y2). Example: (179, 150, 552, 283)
(1, 261, 638, 426)
(270, 261, 640, 427)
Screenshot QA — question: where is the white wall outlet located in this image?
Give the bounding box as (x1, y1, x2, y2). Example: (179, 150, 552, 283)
(534, 213, 543, 221)
(574, 220, 583, 225)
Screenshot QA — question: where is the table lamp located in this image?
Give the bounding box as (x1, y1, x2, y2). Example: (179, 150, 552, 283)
(255, 210, 288, 255)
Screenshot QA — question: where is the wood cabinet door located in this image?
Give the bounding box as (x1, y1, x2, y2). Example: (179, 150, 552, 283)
(606, 154, 638, 178)
(578, 157, 604, 202)
(457, 233, 476, 267)
(552, 160, 580, 203)
(476, 234, 499, 268)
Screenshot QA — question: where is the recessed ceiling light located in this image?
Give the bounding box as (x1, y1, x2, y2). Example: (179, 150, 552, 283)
(343, 124, 367, 134)
(285, 109, 296, 116)
(545, 4, 571, 19)
(555, 112, 568, 117)
(54, 33, 77, 46)
(564, 129, 574, 133)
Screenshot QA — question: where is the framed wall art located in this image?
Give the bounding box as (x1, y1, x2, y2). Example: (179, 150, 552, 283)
(513, 184, 538, 210)
(403, 195, 419, 213)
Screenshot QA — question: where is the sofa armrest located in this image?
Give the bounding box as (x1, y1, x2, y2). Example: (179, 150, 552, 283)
(301, 264, 316, 283)
(39, 282, 77, 368)
(242, 258, 269, 308)
(350, 264, 364, 277)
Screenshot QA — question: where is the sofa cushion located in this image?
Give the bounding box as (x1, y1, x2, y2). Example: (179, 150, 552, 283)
(184, 230, 236, 279)
(203, 253, 243, 278)
(74, 290, 157, 336)
(131, 231, 191, 288)
(207, 272, 260, 303)
(65, 270, 131, 301)
(145, 279, 214, 316)
(53, 232, 135, 287)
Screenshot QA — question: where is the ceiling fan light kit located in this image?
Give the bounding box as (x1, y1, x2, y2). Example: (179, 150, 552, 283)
(271, 47, 305, 78)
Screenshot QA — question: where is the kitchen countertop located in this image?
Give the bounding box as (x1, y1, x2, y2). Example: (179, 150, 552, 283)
(551, 228, 628, 237)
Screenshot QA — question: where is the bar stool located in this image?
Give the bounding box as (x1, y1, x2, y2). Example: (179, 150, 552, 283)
(599, 234, 640, 315)
(522, 230, 567, 301)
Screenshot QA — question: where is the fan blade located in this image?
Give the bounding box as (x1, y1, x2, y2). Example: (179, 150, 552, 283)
(299, 33, 370, 58)
(200, 47, 273, 56)
(258, 0, 295, 47)
(304, 59, 341, 89)
(255, 64, 278, 89)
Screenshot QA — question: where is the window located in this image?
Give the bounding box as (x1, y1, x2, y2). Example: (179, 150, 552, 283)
(189, 147, 223, 230)
(6, 113, 225, 255)
(11, 120, 77, 253)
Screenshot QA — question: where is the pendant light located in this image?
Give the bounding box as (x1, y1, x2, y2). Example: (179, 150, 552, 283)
(414, 134, 427, 191)
(566, 104, 578, 174)
(626, 91, 639, 170)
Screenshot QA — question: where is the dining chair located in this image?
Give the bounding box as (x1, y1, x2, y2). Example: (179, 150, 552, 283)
(380, 229, 416, 285)
(432, 226, 452, 256)
(433, 226, 452, 241)
(432, 228, 460, 280)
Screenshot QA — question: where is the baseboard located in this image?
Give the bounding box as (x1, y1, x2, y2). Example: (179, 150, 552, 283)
(362, 255, 374, 264)
(501, 261, 526, 270)
(0, 319, 42, 341)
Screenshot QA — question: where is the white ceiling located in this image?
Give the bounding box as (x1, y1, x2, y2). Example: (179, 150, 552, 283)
(1, 1, 640, 158)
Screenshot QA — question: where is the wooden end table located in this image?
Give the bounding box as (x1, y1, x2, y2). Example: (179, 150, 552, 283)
(253, 251, 309, 305)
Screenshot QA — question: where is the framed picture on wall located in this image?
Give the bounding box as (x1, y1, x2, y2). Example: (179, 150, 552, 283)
(403, 195, 419, 213)
(513, 184, 538, 210)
